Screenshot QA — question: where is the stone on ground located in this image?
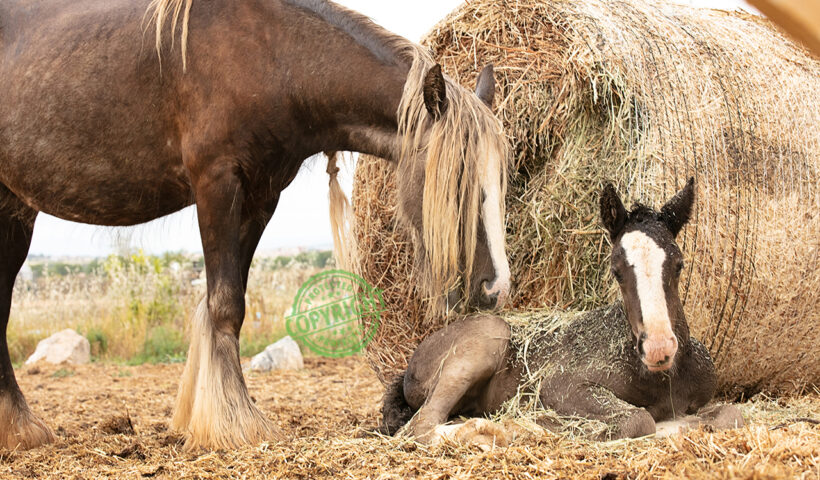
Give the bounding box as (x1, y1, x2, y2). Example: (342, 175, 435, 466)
(25, 329, 91, 365)
(249, 336, 303, 372)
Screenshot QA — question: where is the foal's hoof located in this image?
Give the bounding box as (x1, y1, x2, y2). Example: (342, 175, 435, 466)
(610, 409, 656, 440)
(430, 419, 511, 451)
(700, 404, 745, 430)
(0, 406, 55, 450)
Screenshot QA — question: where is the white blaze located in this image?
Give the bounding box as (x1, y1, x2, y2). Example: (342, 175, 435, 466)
(620, 230, 672, 338)
(479, 151, 510, 305)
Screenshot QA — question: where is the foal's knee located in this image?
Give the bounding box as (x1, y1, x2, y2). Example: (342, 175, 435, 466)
(471, 315, 511, 357)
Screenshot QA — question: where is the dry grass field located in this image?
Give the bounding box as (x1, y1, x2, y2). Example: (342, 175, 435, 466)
(1, 356, 817, 479)
(8, 252, 330, 366)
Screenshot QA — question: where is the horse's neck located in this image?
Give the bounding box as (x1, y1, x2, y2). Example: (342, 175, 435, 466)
(267, 0, 413, 160)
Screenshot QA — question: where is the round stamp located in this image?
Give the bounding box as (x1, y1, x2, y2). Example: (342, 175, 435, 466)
(285, 270, 383, 358)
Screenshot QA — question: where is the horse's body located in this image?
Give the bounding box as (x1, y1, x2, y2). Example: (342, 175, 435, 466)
(0, 0, 404, 224)
(0, 0, 511, 450)
(382, 180, 744, 444)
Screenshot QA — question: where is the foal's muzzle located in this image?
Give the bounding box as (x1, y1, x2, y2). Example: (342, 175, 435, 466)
(639, 332, 678, 372)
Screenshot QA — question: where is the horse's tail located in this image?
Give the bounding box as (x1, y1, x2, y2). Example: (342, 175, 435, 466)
(326, 152, 355, 271)
(379, 371, 415, 435)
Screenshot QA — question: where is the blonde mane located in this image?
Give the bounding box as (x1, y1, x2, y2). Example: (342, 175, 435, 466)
(145, 0, 193, 71)
(396, 47, 509, 315)
(146, 0, 509, 314)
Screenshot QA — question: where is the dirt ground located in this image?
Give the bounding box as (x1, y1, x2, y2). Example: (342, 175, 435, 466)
(1, 357, 818, 479)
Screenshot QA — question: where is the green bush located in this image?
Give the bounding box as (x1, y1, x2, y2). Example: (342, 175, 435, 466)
(131, 325, 186, 365)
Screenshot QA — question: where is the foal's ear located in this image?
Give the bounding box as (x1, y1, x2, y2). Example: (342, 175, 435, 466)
(660, 177, 695, 237)
(475, 64, 495, 107)
(423, 64, 449, 120)
(600, 183, 627, 239)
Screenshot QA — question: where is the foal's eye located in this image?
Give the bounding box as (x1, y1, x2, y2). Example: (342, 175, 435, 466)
(675, 261, 684, 276)
(612, 269, 623, 283)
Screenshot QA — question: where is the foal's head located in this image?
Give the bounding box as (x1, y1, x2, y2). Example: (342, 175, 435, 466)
(395, 55, 510, 314)
(600, 178, 695, 372)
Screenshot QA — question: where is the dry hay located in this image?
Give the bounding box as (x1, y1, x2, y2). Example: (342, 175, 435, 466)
(2, 357, 819, 479)
(493, 307, 629, 440)
(351, 0, 820, 394)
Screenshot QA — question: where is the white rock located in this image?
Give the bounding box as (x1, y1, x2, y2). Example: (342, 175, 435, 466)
(25, 329, 91, 365)
(249, 336, 303, 372)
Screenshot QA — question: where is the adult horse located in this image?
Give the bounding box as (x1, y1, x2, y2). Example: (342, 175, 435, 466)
(0, 0, 511, 450)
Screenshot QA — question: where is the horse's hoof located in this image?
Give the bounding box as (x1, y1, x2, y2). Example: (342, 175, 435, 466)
(0, 401, 55, 450)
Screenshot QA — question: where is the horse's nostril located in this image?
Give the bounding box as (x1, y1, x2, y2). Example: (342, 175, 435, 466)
(479, 277, 510, 308)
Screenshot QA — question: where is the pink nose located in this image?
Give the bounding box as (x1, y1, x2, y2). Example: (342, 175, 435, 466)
(642, 334, 678, 371)
(482, 278, 511, 308)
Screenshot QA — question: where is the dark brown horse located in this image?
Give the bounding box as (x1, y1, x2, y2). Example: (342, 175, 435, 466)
(382, 179, 744, 445)
(0, 0, 511, 450)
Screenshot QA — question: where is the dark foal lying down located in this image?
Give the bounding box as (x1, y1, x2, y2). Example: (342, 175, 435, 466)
(381, 179, 744, 444)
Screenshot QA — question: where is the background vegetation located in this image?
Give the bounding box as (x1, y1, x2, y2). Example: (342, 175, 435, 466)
(9, 250, 334, 365)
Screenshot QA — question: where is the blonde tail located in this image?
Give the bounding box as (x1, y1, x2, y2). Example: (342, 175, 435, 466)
(327, 152, 356, 271)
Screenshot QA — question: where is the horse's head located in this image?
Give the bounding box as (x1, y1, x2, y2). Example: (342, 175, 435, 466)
(600, 178, 695, 372)
(395, 58, 510, 315)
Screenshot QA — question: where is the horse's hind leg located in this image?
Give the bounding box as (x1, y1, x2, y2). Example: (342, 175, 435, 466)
(0, 192, 54, 450)
(171, 157, 280, 450)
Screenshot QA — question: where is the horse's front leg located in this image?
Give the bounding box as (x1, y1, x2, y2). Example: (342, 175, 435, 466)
(171, 159, 280, 450)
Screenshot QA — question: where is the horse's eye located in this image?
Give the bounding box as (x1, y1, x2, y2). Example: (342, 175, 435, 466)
(612, 269, 624, 283)
(675, 261, 684, 276)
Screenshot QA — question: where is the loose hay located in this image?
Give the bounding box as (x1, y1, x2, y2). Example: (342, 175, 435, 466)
(3, 358, 818, 479)
(352, 0, 820, 394)
(490, 307, 629, 440)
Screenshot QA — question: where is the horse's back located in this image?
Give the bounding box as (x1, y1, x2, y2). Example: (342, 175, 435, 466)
(0, 0, 194, 225)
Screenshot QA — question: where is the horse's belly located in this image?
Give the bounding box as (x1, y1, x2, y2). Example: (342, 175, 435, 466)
(1, 152, 193, 226)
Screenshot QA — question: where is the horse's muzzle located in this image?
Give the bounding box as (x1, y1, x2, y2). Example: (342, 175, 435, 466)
(480, 278, 510, 309)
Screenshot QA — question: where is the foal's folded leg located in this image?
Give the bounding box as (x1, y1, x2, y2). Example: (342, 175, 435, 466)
(654, 404, 744, 437)
(542, 382, 656, 440)
(407, 351, 505, 445)
(696, 404, 745, 430)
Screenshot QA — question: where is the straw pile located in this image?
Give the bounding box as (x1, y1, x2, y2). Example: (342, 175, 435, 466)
(352, 0, 820, 394)
(6, 357, 819, 479)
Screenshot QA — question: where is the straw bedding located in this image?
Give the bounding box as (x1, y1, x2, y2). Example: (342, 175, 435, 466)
(3, 358, 819, 479)
(351, 0, 820, 394)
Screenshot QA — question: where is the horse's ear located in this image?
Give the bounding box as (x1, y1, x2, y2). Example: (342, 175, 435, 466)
(660, 177, 695, 237)
(423, 64, 449, 120)
(475, 64, 495, 107)
(600, 183, 627, 239)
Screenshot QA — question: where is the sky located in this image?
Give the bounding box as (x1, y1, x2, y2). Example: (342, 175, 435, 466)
(27, 0, 753, 258)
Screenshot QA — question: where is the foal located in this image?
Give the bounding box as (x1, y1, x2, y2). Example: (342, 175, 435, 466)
(382, 179, 744, 443)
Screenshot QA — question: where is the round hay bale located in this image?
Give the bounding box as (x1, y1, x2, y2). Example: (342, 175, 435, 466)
(352, 0, 820, 394)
